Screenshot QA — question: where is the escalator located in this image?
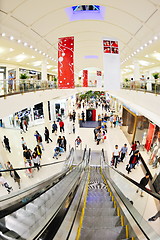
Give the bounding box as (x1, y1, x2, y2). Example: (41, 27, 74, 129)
(79, 167, 126, 240)
(1, 149, 160, 240)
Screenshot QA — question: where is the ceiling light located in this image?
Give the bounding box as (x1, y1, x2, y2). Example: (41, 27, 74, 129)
(33, 61, 42, 67)
(30, 45, 33, 49)
(134, 51, 137, 54)
(18, 39, 21, 43)
(15, 54, 27, 62)
(145, 54, 149, 58)
(10, 36, 14, 40)
(9, 48, 14, 52)
(24, 42, 27, 46)
(31, 56, 35, 58)
(35, 48, 37, 52)
(137, 49, 140, 52)
(2, 33, 6, 37)
(149, 40, 152, 44)
(6, 58, 10, 60)
(43, 53, 45, 56)
(140, 46, 143, 50)
(154, 36, 158, 40)
(39, 50, 42, 54)
(144, 43, 148, 47)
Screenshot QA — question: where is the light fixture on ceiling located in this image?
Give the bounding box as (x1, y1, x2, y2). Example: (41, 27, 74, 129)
(18, 39, 21, 43)
(144, 43, 148, 47)
(35, 48, 37, 51)
(140, 46, 143, 50)
(6, 58, 10, 60)
(2, 33, 6, 37)
(149, 40, 152, 44)
(24, 42, 28, 46)
(10, 36, 14, 40)
(43, 53, 45, 56)
(9, 48, 14, 52)
(154, 36, 158, 40)
(31, 56, 35, 58)
(30, 45, 33, 49)
(39, 50, 42, 54)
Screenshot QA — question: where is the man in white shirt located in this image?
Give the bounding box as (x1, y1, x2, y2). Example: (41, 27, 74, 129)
(112, 145, 120, 168)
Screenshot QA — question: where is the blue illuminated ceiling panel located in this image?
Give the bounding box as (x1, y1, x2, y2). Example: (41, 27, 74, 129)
(66, 6, 105, 21)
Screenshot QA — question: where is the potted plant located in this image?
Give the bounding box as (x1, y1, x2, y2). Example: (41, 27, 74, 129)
(19, 73, 28, 91)
(152, 73, 159, 82)
(54, 76, 57, 88)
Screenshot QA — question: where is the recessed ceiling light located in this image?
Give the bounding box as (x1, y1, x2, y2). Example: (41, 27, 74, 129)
(140, 46, 143, 50)
(144, 43, 148, 47)
(149, 40, 152, 44)
(145, 54, 149, 58)
(10, 36, 14, 40)
(24, 42, 27, 46)
(43, 53, 45, 56)
(154, 36, 158, 40)
(137, 49, 140, 52)
(2, 33, 6, 37)
(9, 48, 14, 52)
(31, 56, 35, 58)
(18, 39, 21, 43)
(35, 48, 37, 51)
(39, 51, 42, 54)
(6, 58, 10, 60)
(30, 45, 33, 49)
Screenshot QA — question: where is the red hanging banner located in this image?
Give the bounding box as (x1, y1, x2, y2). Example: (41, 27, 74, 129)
(145, 123, 156, 151)
(83, 70, 88, 87)
(58, 36, 74, 89)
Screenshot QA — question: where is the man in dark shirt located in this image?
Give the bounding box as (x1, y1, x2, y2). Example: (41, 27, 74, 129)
(23, 148, 32, 163)
(3, 136, 11, 153)
(136, 173, 150, 197)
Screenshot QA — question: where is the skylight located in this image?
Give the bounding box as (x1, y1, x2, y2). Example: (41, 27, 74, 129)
(72, 5, 100, 12)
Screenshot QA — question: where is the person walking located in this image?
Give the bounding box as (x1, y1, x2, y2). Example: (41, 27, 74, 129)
(0, 173, 13, 193)
(129, 141, 137, 155)
(52, 121, 58, 135)
(57, 136, 62, 148)
(23, 119, 28, 131)
(136, 173, 150, 197)
(96, 130, 102, 145)
(13, 170, 21, 189)
(21, 137, 27, 150)
(75, 136, 82, 147)
(20, 120, 25, 134)
(112, 145, 120, 168)
(3, 136, 11, 153)
(120, 144, 128, 162)
(73, 124, 75, 134)
(34, 145, 42, 159)
(61, 136, 67, 151)
(127, 150, 141, 174)
(59, 120, 65, 133)
(32, 152, 40, 171)
(81, 111, 85, 122)
(72, 110, 76, 123)
(44, 127, 52, 143)
(6, 161, 13, 177)
(34, 131, 44, 150)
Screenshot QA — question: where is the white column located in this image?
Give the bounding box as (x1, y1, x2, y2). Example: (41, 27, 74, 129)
(133, 60, 140, 81)
(43, 101, 50, 128)
(41, 58, 47, 81)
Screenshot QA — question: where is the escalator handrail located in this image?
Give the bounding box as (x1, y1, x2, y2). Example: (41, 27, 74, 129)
(101, 149, 160, 201)
(0, 147, 74, 173)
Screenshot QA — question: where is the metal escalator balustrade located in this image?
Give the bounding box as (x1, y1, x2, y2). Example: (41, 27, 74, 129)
(0, 148, 87, 239)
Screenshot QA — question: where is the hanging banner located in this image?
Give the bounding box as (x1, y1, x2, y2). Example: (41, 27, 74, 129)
(83, 70, 88, 87)
(103, 39, 120, 90)
(145, 123, 156, 151)
(58, 36, 74, 89)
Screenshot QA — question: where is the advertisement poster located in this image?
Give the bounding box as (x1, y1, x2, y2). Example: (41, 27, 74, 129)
(145, 123, 156, 151)
(103, 40, 119, 54)
(58, 36, 74, 89)
(83, 70, 88, 87)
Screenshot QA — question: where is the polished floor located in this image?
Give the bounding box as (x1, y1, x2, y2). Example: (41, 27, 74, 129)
(0, 104, 159, 236)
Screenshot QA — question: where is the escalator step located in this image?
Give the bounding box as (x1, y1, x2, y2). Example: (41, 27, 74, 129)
(84, 207, 116, 216)
(82, 216, 120, 229)
(80, 227, 123, 240)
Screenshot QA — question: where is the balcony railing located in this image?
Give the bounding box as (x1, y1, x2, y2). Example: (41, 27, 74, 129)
(0, 79, 57, 97)
(121, 80, 160, 95)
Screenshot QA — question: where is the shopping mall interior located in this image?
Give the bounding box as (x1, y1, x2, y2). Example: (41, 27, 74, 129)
(0, 1, 160, 240)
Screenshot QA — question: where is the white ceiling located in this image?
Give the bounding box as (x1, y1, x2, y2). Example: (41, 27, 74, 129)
(0, 0, 160, 74)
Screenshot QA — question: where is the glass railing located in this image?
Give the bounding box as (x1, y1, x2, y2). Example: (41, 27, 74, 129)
(121, 80, 160, 95)
(0, 79, 58, 97)
(100, 149, 160, 240)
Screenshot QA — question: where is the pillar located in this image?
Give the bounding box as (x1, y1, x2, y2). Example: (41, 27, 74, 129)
(41, 58, 47, 81)
(133, 60, 140, 81)
(43, 101, 50, 128)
